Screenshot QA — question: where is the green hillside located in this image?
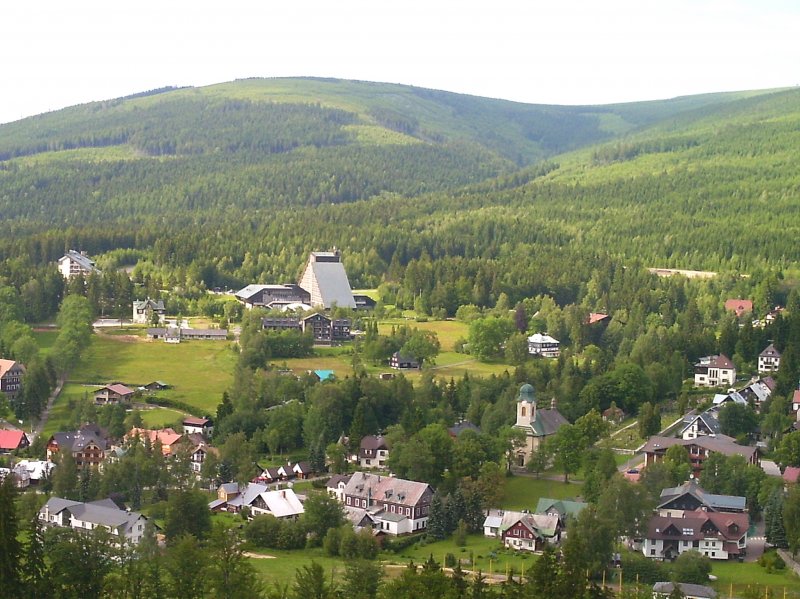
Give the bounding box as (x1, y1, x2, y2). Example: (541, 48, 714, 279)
(0, 78, 797, 289)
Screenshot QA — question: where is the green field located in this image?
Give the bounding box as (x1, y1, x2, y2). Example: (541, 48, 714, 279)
(378, 319, 468, 352)
(31, 329, 60, 355)
(500, 476, 584, 511)
(246, 548, 348, 587)
(138, 407, 187, 429)
(710, 560, 800, 597)
(67, 331, 236, 414)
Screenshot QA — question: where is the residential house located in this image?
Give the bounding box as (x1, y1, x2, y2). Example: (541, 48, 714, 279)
(602, 404, 625, 425)
(341, 471, 434, 535)
(126, 427, 184, 456)
(39, 497, 149, 545)
(758, 344, 781, 373)
(0, 429, 30, 453)
(183, 416, 213, 437)
(57, 250, 98, 279)
(298, 249, 356, 309)
(680, 411, 721, 440)
(0, 359, 25, 401)
(12, 460, 54, 485)
(0, 466, 28, 488)
(132, 298, 166, 324)
(94, 383, 135, 405)
(724, 299, 753, 318)
(513, 383, 568, 468)
(642, 511, 749, 560)
(359, 435, 390, 469)
(501, 513, 560, 552)
(527, 333, 560, 358)
(146, 327, 227, 342)
(738, 377, 775, 412)
(142, 381, 170, 391)
(292, 461, 314, 479)
(208, 482, 304, 519)
(255, 465, 282, 484)
(652, 582, 717, 599)
(326, 474, 351, 503)
(235, 284, 310, 310)
(534, 498, 588, 530)
(712, 391, 747, 408)
(694, 355, 736, 387)
(783, 467, 800, 486)
(47, 425, 110, 468)
(302, 313, 351, 345)
(447, 421, 481, 438)
(656, 479, 746, 516)
(390, 351, 420, 369)
(641, 435, 758, 474)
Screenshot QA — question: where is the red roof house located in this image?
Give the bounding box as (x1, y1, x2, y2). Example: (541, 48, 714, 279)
(0, 429, 30, 453)
(724, 299, 753, 318)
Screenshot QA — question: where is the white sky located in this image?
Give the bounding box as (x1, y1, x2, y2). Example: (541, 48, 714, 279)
(1, 0, 798, 124)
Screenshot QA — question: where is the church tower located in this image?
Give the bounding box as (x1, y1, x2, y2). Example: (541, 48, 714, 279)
(516, 383, 536, 428)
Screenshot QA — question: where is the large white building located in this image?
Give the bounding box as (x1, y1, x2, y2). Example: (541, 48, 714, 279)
(527, 333, 560, 358)
(643, 512, 748, 561)
(39, 497, 149, 545)
(694, 355, 736, 387)
(57, 250, 98, 279)
(298, 250, 356, 309)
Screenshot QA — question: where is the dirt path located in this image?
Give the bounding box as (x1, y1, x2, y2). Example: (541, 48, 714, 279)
(243, 552, 276, 559)
(30, 375, 66, 444)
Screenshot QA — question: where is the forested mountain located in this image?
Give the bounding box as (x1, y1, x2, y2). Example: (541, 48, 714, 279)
(0, 77, 797, 293)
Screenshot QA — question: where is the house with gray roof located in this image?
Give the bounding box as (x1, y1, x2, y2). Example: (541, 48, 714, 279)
(132, 298, 166, 324)
(680, 410, 721, 440)
(513, 383, 568, 468)
(39, 497, 149, 545)
(534, 498, 588, 528)
(641, 434, 758, 475)
(758, 344, 781, 374)
(653, 582, 716, 599)
(57, 250, 99, 279)
(483, 508, 561, 549)
(341, 471, 433, 535)
(657, 479, 746, 515)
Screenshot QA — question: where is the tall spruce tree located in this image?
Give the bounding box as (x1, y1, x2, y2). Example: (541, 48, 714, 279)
(0, 475, 22, 597)
(22, 515, 48, 599)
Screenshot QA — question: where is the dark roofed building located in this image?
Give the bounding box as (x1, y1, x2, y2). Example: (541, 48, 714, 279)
(235, 284, 310, 310)
(359, 435, 389, 469)
(447, 421, 481, 438)
(513, 383, 568, 468)
(758, 344, 781, 373)
(643, 511, 749, 560)
(390, 351, 420, 369)
(47, 424, 110, 468)
(657, 479, 746, 514)
(642, 435, 758, 474)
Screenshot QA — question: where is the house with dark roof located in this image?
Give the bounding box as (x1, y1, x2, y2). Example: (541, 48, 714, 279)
(513, 383, 568, 468)
(0, 359, 25, 401)
(642, 511, 749, 560)
(359, 435, 390, 469)
(641, 435, 758, 474)
(298, 249, 356, 309)
(758, 344, 781, 374)
(341, 471, 433, 535)
(57, 250, 98, 279)
(235, 284, 310, 310)
(657, 479, 746, 515)
(183, 416, 213, 437)
(40, 497, 149, 545)
(680, 411, 721, 440)
(447, 421, 481, 438)
(527, 333, 560, 358)
(94, 383, 135, 405)
(132, 298, 166, 324)
(47, 424, 110, 468)
(390, 351, 420, 369)
(694, 354, 736, 387)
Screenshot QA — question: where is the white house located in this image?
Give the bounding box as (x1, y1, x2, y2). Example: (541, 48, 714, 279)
(694, 355, 736, 387)
(132, 298, 166, 324)
(39, 497, 149, 545)
(527, 333, 560, 358)
(758, 344, 781, 373)
(642, 512, 748, 561)
(57, 250, 98, 279)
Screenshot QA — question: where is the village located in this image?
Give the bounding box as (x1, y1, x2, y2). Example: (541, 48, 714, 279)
(2, 248, 800, 599)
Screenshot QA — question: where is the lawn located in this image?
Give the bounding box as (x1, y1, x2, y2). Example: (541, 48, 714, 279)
(395, 533, 538, 577)
(67, 331, 237, 413)
(247, 548, 349, 587)
(710, 560, 800, 596)
(500, 476, 584, 511)
(32, 329, 59, 355)
(138, 407, 187, 429)
(378, 319, 468, 352)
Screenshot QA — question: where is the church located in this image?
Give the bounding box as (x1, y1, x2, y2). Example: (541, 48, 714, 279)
(513, 383, 568, 468)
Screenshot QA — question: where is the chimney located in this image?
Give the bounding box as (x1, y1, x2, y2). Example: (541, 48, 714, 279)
(551, 397, 557, 410)
(281, 490, 285, 498)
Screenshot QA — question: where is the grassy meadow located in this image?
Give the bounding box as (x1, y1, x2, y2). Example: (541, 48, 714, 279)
(500, 476, 584, 511)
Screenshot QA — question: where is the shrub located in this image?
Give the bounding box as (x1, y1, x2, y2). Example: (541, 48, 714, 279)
(445, 553, 457, 568)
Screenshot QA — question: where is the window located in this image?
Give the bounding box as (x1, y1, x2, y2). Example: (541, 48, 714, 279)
(521, 406, 526, 417)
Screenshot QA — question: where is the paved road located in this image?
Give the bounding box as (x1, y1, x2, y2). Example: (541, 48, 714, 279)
(745, 519, 766, 563)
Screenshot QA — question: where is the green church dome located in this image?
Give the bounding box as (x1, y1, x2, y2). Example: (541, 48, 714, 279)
(518, 383, 535, 403)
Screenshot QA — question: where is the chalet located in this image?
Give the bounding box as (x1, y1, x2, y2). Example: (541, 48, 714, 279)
(255, 466, 282, 484)
(132, 298, 166, 324)
(47, 425, 110, 468)
(235, 284, 310, 310)
(189, 443, 218, 474)
(353, 294, 377, 310)
(694, 354, 736, 387)
(534, 498, 588, 529)
(183, 416, 213, 437)
(724, 299, 753, 318)
(602, 404, 625, 425)
(40, 497, 149, 545)
(513, 383, 568, 468)
(652, 583, 717, 599)
(359, 435, 390, 469)
(298, 249, 356, 309)
(642, 511, 749, 560)
(126, 427, 184, 456)
(57, 250, 98, 279)
(758, 344, 781, 373)
(292, 461, 314, 479)
(302, 313, 351, 345)
(0, 429, 29, 453)
(680, 411, 721, 440)
(0, 359, 25, 401)
(390, 352, 420, 370)
(641, 435, 758, 473)
(11, 460, 54, 486)
(326, 474, 351, 502)
(527, 333, 560, 358)
(657, 479, 746, 516)
(94, 383, 135, 405)
(341, 471, 433, 535)
(143, 381, 169, 391)
(712, 391, 747, 408)
(208, 482, 304, 519)
(501, 513, 560, 552)
(738, 377, 775, 412)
